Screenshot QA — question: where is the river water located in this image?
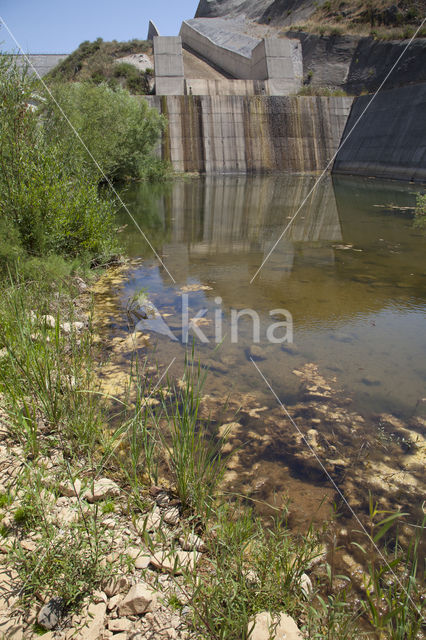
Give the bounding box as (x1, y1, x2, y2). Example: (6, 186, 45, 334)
(97, 174, 425, 538)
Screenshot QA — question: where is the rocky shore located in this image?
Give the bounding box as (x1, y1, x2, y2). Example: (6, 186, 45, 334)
(0, 431, 305, 640)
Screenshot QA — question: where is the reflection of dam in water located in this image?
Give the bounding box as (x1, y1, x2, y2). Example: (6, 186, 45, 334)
(169, 174, 342, 246)
(117, 174, 426, 420)
(99, 175, 426, 537)
(148, 174, 342, 280)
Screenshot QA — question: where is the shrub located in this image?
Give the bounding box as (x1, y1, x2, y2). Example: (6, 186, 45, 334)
(415, 193, 426, 216)
(46, 38, 151, 86)
(113, 62, 149, 94)
(413, 193, 426, 230)
(0, 54, 118, 273)
(43, 82, 166, 182)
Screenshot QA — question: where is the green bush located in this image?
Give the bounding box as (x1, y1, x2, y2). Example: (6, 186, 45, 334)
(113, 62, 149, 94)
(43, 82, 166, 182)
(0, 59, 118, 272)
(413, 193, 426, 230)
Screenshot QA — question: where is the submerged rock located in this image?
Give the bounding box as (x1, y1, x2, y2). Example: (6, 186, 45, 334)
(248, 345, 265, 361)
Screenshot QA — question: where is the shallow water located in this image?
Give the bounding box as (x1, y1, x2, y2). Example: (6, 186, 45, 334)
(99, 174, 426, 533)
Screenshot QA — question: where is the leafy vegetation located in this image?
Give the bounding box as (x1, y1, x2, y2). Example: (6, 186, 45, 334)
(0, 52, 168, 276)
(0, 35, 424, 640)
(0, 54, 117, 274)
(414, 193, 426, 214)
(46, 37, 154, 94)
(43, 81, 167, 182)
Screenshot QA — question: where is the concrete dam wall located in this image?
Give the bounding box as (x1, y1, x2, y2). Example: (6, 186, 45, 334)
(145, 94, 353, 173)
(333, 83, 426, 183)
(11, 54, 68, 77)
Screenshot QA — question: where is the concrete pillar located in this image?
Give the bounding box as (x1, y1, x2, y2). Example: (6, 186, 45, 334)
(154, 36, 185, 95)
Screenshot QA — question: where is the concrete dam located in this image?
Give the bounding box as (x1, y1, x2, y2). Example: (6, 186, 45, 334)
(146, 94, 352, 173)
(146, 18, 426, 181)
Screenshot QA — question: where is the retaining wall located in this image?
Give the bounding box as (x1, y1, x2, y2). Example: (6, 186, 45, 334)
(333, 83, 426, 182)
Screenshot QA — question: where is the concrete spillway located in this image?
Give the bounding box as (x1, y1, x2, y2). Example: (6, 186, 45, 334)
(145, 94, 353, 173)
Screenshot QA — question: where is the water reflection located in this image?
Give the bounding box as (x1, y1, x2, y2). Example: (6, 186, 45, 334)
(117, 174, 426, 421)
(98, 174, 426, 531)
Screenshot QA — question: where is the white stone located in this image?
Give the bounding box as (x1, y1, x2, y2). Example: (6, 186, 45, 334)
(0, 614, 25, 639)
(135, 555, 151, 569)
(300, 573, 313, 597)
(58, 478, 82, 497)
(163, 507, 180, 525)
(118, 584, 157, 616)
(155, 491, 170, 506)
(75, 602, 106, 640)
(103, 576, 129, 598)
(42, 315, 56, 328)
(245, 569, 258, 583)
(55, 506, 79, 526)
(85, 478, 120, 503)
(108, 618, 131, 632)
(149, 550, 199, 574)
(92, 590, 108, 604)
(249, 612, 303, 640)
(136, 506, 162, 532)
(179, 533, 207, 552)
(107, 594, 121, 610)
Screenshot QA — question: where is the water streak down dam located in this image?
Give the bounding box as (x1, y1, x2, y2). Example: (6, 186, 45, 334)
(145, 95, 353, 173)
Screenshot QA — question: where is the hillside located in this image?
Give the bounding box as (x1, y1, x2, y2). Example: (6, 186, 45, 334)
(46, 38, 154, 94)
(196, 0, 426, 39)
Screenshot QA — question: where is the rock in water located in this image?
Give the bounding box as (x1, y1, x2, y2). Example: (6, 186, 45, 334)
(248, 345, 265, 361)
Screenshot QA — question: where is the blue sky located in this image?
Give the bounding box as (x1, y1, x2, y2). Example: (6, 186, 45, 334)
(0, 0, 200, 53)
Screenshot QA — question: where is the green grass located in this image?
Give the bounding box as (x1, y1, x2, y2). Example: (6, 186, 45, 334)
(11, 472, 112, 610)
(0, 279, 105, 458)
(153, 356, 232, 521)
(298, 86, 349, 96)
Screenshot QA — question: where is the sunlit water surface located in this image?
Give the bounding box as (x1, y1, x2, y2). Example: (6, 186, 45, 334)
(97, 174, 426, 532)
